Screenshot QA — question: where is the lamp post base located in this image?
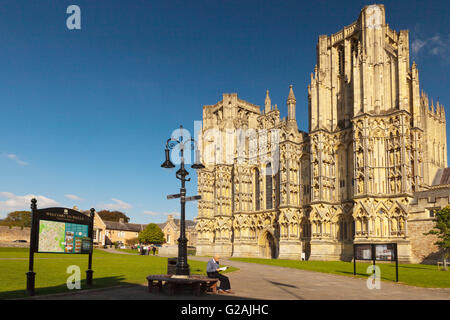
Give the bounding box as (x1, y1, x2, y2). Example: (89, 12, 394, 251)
(176, 236, 190, 276)
(175, 264, 190, 276)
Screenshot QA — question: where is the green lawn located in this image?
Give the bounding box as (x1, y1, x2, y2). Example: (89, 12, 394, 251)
(230, 257, 450, 288)
(0, 248, 236, 299)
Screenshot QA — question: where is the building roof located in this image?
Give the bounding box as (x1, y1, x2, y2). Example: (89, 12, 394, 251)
(174, 218, 196, 228)
(103, 221, 146, 232)
(158, 219, 196, 230)
(156, 223, 166, 229)
(93, 212, 196, 232)
(432, 167, 450, 186)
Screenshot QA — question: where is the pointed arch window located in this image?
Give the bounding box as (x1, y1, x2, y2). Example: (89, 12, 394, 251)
(254, 168, 260, 211)
(338, 46, 345, 75)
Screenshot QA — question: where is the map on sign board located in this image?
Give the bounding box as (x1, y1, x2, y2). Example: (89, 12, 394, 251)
(38, 219, 90, 253)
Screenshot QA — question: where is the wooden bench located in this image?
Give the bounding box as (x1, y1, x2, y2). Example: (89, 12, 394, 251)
(146, 275, 219, 296)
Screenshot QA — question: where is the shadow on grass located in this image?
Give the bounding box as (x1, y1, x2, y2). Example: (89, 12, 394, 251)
(396, 265, 433, 271)
(336, 270, 367, 277)
(1, 275, 130, 300)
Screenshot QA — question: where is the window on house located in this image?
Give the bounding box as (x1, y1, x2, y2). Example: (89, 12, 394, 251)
(428, 208, 439, 218)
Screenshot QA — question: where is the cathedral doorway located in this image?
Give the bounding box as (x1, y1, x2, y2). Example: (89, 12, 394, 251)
(259, 231, 277, 259)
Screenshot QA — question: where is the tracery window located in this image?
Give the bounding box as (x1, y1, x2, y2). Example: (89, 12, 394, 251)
(265, 163, 273, 210)
(254, 168, 260, 211)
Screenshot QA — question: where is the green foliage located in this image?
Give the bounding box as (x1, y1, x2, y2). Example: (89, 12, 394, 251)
(424, 206, 450, 250)
(138, 223, 165, 244)
(97, 210, 130, 223)
(0, 211, 31, 228)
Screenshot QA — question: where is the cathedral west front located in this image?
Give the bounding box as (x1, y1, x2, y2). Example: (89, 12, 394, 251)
(194, 4, 447, 263)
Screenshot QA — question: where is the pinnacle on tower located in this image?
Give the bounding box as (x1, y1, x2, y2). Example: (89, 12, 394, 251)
(265, 90, 271, 113)
(287, 85, 297, 130)
(287, 84, 296, 104)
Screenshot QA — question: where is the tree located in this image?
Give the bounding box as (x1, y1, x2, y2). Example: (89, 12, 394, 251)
(138, 223, 165, 245)
(424, 206, 450, 271)
(0, 211, 31, 228)
(97, 210, 130, 223)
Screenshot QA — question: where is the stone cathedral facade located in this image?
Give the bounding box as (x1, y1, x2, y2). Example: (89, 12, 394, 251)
(194, 4, 447, 263)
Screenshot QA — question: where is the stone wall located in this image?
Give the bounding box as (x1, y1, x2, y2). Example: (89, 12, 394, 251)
(0, 241, 29, 248)
(158, 245, 178, 256)
(0, 226, 30, 242)
(408, 187, 449, 264)
(408, 219, 442, 264)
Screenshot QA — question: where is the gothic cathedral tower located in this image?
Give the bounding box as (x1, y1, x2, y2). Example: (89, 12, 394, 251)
(307, 4, 446, 261)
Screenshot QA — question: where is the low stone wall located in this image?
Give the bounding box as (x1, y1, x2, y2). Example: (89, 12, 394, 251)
(0, 241, 29, 248)
(158, 245, 179, 256)
(0, 226, 30, 242)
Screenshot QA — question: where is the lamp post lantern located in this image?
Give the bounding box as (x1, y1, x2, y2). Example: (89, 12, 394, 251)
(161, 125, 204, 275)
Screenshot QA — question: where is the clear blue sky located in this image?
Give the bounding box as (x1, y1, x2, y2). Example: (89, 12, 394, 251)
(0, 1, 448, 223)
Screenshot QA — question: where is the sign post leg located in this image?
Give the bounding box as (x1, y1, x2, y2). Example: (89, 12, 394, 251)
(26, 270, 36, 296)
(353, 245, 356, 275)
(86, 269, 93, 286)
(86, 208, 95, 287)
(395, 244, 399, 282)
(86, 252, 93, 286)
(27, 198, 38, 296)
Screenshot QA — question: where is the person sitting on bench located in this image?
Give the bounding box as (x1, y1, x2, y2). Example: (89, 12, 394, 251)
(206, 255, 233, 294)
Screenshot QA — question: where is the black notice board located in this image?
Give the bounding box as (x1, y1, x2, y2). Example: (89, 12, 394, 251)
(353, 243, 398, 282)
(33, 207, 93, 254)
(354, 243, 397, 261)
(27, 200, 96, 296)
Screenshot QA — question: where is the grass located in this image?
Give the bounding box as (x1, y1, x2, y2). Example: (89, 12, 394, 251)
(230, 257, 450, 288)
(0, 248, 236, 299)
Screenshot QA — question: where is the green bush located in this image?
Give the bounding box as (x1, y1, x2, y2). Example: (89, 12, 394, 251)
(138, 224, 165, 244)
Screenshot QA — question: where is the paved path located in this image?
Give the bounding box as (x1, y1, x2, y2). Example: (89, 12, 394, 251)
(97, 248, 134, 255)
(27, 255, 450, 300)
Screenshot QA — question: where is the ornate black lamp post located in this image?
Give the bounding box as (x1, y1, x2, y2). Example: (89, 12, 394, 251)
(161, 125, 204, 275)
